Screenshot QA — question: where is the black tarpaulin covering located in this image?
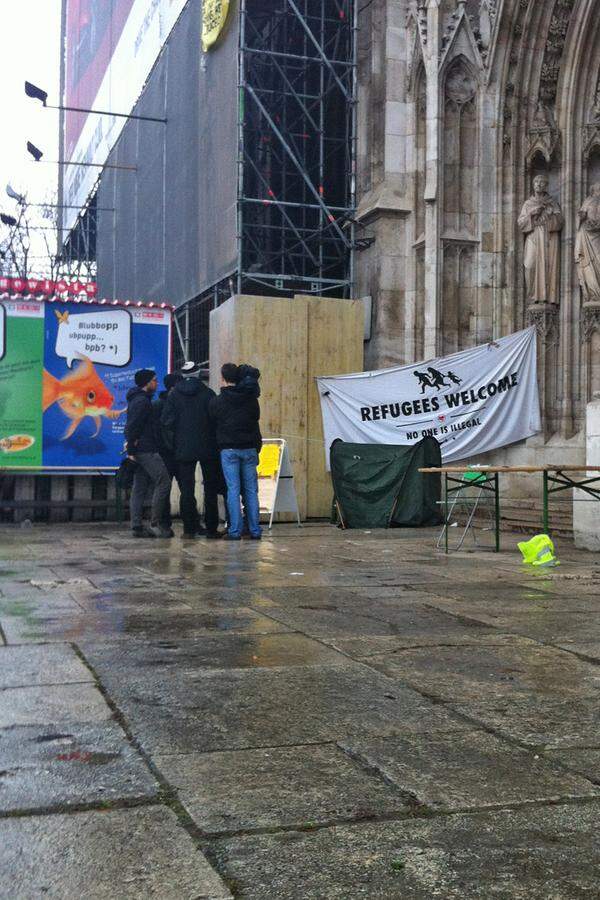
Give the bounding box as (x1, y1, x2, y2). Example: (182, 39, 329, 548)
(330, 437, 442, 529)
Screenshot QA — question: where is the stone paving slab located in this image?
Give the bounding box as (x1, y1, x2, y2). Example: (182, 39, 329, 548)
(490, 613, 600, 643)
(262, 604, 418, 637)
(554, 640, 600, 661)
(0, 805, 232, 899)
(82, 632, 349, 674)
(0, 683, 112, 728)
(0, 643, 93, 688)
(210, 802, 600, 899)
(365, 635, 600, 702)
(339, 729, 600, 811)
(426, 594, 600, 619)
(452, 696, 600, 750)
(0, 607, 291, 644)
(89, 663, 462, 754)
(420, 581, 554, 603)
(545, 749, 600, 783)
(156, 744, 410, 834)
(79, 590, 195, 612)
(263, 599, 493, 640)
(0, 722, 158, 812)
(0, 593, 81, 612)
(86, 573, 191, 592)
(321, 631, 510, 658)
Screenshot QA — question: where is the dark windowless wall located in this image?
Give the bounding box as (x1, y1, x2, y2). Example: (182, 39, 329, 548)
(96, 1, 239, 306)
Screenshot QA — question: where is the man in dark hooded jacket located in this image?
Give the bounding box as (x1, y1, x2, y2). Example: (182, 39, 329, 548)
(125, 369, 172, 538)
(162, 361, 222, 538)
(152, 372, 183, 530)
(210, 363, 262, 541)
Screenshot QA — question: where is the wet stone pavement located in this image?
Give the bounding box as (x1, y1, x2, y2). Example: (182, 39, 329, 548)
(1, 525, 600, 898)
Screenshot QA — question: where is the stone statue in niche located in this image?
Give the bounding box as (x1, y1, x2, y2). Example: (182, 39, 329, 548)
(517, 175, 563, 305)
(575, 183, 600, 303)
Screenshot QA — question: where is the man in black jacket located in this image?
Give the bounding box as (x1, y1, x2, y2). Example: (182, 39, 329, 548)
(125, 369, 172, 538)
(162, 361, 223, 538)
(210, 363, 262, 541)
(152, 372, 183, 530)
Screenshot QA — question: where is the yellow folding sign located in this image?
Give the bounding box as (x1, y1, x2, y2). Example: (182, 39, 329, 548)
(257, 443, 282, 479)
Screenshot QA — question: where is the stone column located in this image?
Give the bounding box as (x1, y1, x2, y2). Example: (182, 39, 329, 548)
(582, 303, 600, 401)
(423, 0, 442, 358)
(573, 394, 600, 552)
(527, 303, 560, 440)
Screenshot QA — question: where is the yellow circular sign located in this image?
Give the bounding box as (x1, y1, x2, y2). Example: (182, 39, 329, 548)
(202, 0, 231, 52)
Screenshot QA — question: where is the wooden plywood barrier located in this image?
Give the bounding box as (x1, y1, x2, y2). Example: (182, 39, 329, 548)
(209, 294, 363, 519)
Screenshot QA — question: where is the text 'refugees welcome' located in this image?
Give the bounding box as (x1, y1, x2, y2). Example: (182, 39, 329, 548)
(360, 371, 519, 422)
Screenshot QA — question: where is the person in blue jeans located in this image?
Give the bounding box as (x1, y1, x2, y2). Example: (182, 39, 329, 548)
(209, 363, 262, 541)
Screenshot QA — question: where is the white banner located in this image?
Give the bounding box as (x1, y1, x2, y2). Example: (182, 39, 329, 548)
(317, 327, 541, 465)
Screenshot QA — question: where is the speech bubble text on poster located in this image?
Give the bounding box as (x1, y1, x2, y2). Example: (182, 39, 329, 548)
(55, 309, 132, 368)
(0, 304, 5, 361)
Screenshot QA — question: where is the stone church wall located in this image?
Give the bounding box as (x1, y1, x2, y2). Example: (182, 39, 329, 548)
(355, 0, 600, 477)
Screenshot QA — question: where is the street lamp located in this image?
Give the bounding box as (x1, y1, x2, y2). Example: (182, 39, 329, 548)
(26, 142, 136, 172)
(26, 141, 43, 162)
(5, 185, 113, 213)
(6, 184, 25, 204)
(25, 80, 166, 124)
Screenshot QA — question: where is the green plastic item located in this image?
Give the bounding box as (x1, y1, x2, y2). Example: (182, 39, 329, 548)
(518, 533, 559, 567)
(462, 470, 488, 484)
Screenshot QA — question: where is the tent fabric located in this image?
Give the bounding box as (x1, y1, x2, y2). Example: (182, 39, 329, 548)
(330, 437, 442, 529)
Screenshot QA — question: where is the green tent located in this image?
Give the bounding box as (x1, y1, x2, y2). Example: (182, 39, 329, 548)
(330, 437, 442, 529)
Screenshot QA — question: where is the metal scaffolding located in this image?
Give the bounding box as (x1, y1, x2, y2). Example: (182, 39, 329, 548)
(238, 0, 357, 298)
(173, 0, 357, 366)
(59, 193, 98, 280)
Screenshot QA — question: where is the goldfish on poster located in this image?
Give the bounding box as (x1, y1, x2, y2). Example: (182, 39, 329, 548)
(43, 355, 125, 440)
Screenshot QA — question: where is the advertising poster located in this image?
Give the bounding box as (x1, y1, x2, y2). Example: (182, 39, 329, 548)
(63, 0, 188, 231)
(0, 300, 44, 467)
(0, 299, 171, 471)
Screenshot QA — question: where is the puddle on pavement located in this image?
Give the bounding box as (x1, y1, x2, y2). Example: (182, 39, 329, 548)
(119, 612, 258, 636)
(120, 633, 342, 668)
(34, 733, 74, 744)
(54, 750, 120, 765)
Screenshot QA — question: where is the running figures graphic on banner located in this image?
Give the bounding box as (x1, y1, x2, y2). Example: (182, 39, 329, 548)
(316, 327, 541, 466)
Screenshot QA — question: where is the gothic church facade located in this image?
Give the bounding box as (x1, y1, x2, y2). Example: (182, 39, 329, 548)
(356, 0, 600, 463)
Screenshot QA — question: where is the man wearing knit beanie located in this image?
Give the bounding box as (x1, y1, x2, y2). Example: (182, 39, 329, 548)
(125, 369, 172, 538)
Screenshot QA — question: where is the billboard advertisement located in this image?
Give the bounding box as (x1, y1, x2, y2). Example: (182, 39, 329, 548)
(62, 0, 189, 232)
(0, 299, 171, 470)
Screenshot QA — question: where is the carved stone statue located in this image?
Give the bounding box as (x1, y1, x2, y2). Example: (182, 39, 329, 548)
(517, 175, 563, 305)
(575, 183, 600, 303)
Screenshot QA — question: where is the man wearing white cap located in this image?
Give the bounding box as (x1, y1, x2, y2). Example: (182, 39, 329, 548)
(162, 361, 223, 538)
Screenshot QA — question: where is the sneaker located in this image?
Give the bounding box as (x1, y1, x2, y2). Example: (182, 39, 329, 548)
(250, 534, 262, 541)
(182, 532, 203, 540)
(205, 531, 225, 539)
(223, 534, 242, 541)
(132, 527, 156, 539)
